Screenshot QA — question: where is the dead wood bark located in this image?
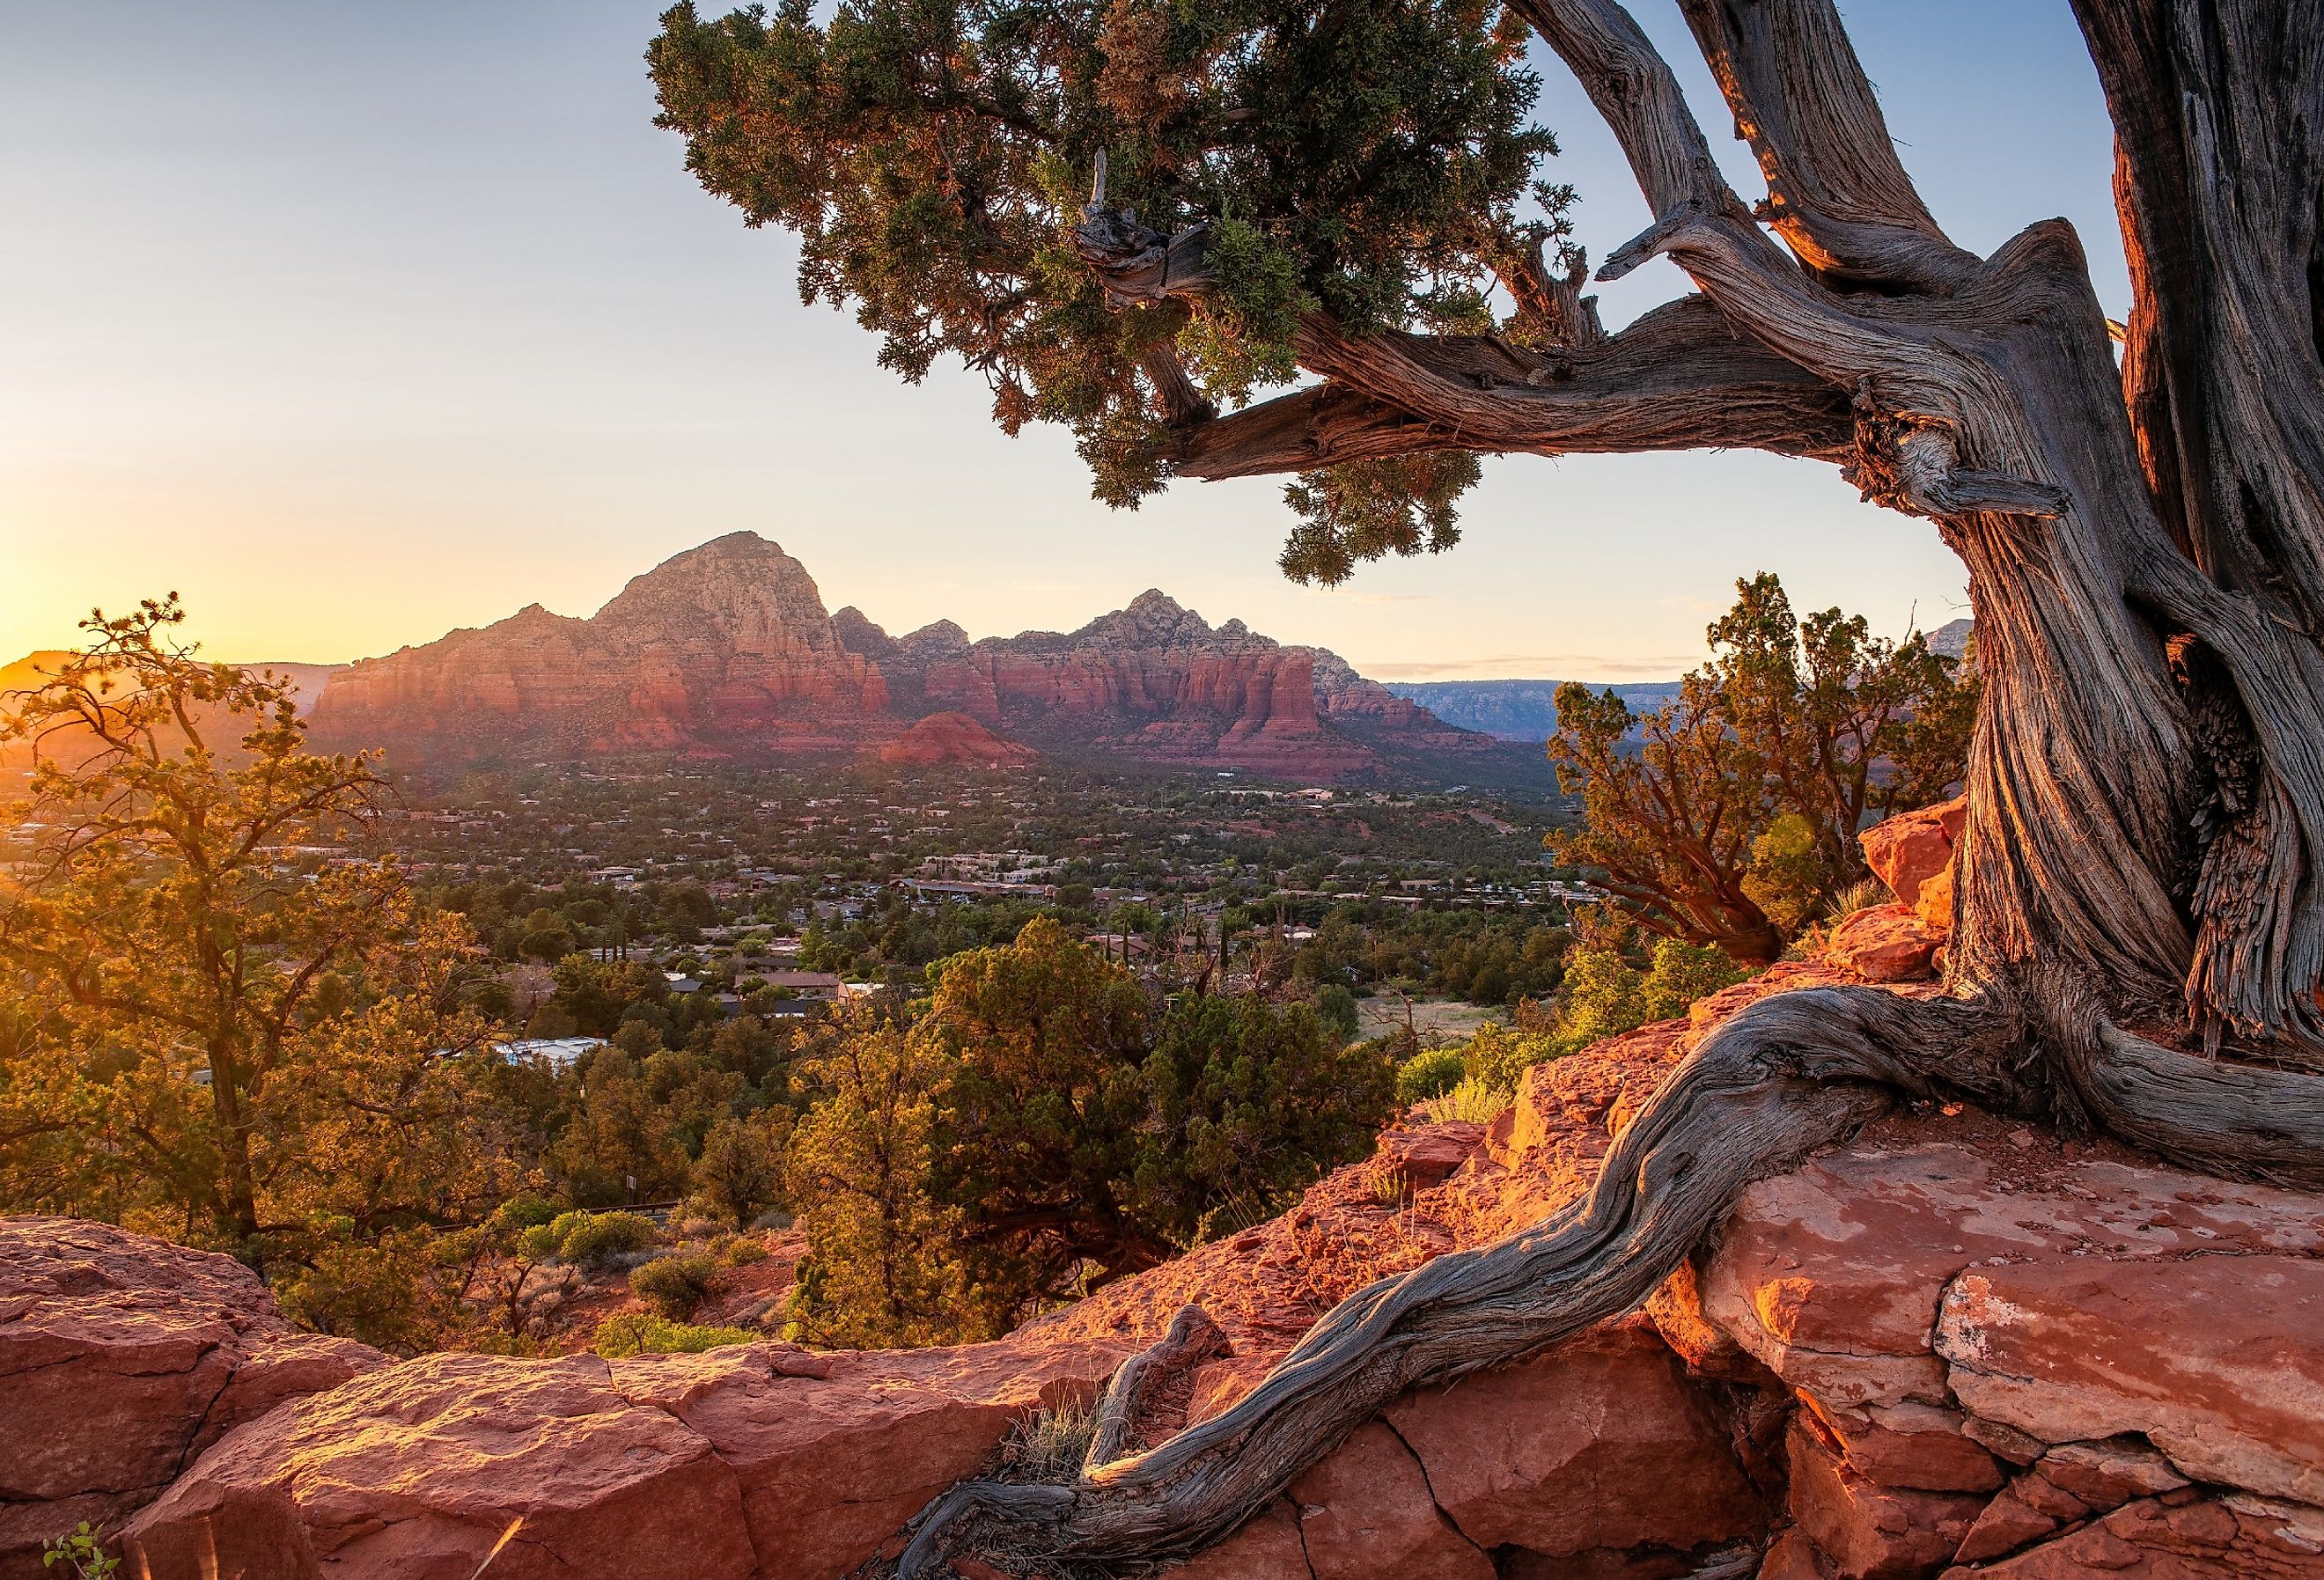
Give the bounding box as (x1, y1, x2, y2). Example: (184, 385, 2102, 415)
(894, 1, 2324, 1571)
(1082, 1305, 1229, 1472)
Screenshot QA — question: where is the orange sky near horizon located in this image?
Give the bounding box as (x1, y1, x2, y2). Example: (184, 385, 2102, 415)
(1, 2, 2127, 683)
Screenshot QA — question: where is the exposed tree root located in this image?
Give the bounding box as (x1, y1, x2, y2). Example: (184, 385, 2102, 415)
(897, 986, 1994, 1576)
(895, 981, 2324, 1578)
(1081, 1305, 1230, 1473)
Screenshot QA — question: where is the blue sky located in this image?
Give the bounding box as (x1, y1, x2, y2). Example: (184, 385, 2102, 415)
(0, 1, 2126, 680)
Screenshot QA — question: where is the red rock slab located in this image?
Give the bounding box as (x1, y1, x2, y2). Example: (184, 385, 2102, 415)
(1290, 1421, 1492, 1580)
(121, 1351, 757, 1580)
(609, 1337, 1127, 1580)
(1176, 1498, 1313, 1580)
(2035, 1439, 2188, 1509)
(1951, 1480, 2063, 1564)
(1952, 1495, 2324, 1579)
(1384, 1322, 1763, 1559)
(1936, 1254, 2324, 1504)
(0, 1216, 381, 1574)
(1859, 802, 1960, 910)
(1786, 1419, 1984, 1579)
(1697, 1127, 2324, 1411)
(1801, 1400, 2002, 1494)
(1758, 1529, 1835, 1580)
(1821, 907, 1941, 983)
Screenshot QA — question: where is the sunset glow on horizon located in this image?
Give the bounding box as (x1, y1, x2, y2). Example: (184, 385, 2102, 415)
(3, 1, 2129, 682)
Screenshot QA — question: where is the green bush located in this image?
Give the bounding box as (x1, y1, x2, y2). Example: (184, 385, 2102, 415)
(1458, 1022, 1557, 1091)
(40, 1521, 119, 1578)
(494, 1194, 563, 1231)
(550, 1209, 656, 1269)
(629, 1252, 720, 1319)
(722, 1235, 770, 1267)
(1394, 1047, 1467, 1105)
(1416, 1074, 1512, 1126)
(591, 1312, 756, 1358)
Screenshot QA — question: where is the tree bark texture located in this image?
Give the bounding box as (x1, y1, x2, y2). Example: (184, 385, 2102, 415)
(899, 2, 2324, 1571)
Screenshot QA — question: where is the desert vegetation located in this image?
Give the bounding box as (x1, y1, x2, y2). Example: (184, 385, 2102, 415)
(650, 0, 2324, 1569)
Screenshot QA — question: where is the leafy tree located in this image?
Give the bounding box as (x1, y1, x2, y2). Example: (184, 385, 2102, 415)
(920, 916, 1165, 1299)
(548, 1047, 695, 1204)
(0, 601, 521, 1272)
(654, 2, 2324, 1562)
(691, 1108, 791, 1226)
(1132, 992, 1394, 1245)
(651, 0, 1555, 509)
(783, 1010, 994, 1348)
(1549, 575, 1974, 962)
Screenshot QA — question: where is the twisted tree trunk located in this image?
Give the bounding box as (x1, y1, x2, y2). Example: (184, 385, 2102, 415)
(899, 2, 2324, 1571)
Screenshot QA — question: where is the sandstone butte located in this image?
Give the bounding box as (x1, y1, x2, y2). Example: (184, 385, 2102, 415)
(7, 803, 2323, 1580)
(874, 713, 1039, 769)
(304, 532, 1514, 783)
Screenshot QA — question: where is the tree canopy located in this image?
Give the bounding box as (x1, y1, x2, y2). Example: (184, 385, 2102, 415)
(1550, 573, 1975, 961)
(650, 0, 1563, 539)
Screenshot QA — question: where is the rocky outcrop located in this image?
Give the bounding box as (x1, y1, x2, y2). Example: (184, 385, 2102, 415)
(305, 534, 1514, 782)
(311, 534, 887, 763)
(0, 1217, 383, 1576)
(873, 711, 1037, 768)
(856, 589, 1503, 781)
(120, 1339, 1129, 1580)
(1860, 795, 1966, 933)
(14, 860, 2321, 1578)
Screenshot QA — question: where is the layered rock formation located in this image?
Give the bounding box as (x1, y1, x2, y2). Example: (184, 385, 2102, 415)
(305, 533, 1516, 782)
(311, 534, 887, 762)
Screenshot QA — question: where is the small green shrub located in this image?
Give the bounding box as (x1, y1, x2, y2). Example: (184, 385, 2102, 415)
(1394, 1047, 1467, 1105)
(41, 1522, 119, 1578)
(591, 1312, 757, 1358)
(1417, 1075, 1512, 1126)
(629, 1252, 720, 1319)
(1828, 878, 1892, 922)
(551, 1210, 656, 1270)
(722, 1235, 769, 1267)
(1458, 1022, 1558, 1091)
(494, 1194, 562, 1231)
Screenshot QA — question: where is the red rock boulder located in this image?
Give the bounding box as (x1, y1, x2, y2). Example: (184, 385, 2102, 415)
(1858, 797, 1965, 919)
(0, 1216, 382, 1577)
(1822, 904, 1943, 982)
(120, 1336, 1128, 1580)
(1384, 1321, 1765, 1562)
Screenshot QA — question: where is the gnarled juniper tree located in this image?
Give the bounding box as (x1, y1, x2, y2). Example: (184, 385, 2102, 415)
(650, 0, 2324, 1568)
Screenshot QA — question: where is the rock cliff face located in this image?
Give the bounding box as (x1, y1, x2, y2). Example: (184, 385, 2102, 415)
(311, 534, 887, 762)
(305, 533, 1515, 782)
(839, 588, 1503, 780)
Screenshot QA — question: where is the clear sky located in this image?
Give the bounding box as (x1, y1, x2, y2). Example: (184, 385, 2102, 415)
(0, 2, 2127, 680)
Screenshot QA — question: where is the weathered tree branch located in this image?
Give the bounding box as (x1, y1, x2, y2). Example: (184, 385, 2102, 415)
(1083, 1304, 1230, 1472)
(895, 987, 1991, 1575)
(1675, 0, 1977, 291)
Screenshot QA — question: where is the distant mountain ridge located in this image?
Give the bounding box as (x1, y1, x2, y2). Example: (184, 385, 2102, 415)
(0, 651, 343, 772)
(1390, 617, 1975, 741)
(301, 533, 1525, 783)
(1386, 680, 1685, 742)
